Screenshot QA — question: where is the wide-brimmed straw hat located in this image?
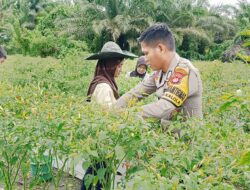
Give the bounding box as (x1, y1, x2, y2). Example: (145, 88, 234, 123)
(86, 41, 137, 60)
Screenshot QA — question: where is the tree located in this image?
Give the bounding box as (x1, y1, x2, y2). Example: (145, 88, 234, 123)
(236, 0, 250, 29)
(221, 1, 250, 62)
(56, 0, 153, 51)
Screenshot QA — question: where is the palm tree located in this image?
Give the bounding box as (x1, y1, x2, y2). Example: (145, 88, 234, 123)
(152, 0, 237, 59)
(55, 1, 103, 39)
(56, 0, 153, 51)
(91, 0, 153, 49)
(154, 0, 212, 58)
(236, 0, 250, 29)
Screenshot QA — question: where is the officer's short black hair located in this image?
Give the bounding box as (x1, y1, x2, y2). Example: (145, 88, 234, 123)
(138, 23, 175, 51)
(0, 46, 7, 59)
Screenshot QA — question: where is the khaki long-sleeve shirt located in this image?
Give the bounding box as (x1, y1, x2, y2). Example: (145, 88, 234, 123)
(92, 83, 117, 107)
(115, 53, 203, 120)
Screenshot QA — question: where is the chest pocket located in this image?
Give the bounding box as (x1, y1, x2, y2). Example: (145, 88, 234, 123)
(162, 65, 190, 107)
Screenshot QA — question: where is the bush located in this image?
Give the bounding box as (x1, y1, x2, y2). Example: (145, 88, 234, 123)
(204, 40, 233, 61)
(7, 22, 88, 58)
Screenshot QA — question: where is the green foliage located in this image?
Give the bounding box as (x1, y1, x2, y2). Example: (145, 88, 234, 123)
(219, 2, 250, 63)
(204, 40, 233, 60)
(7, 22, 88, 58)
(0, 0, 244, 60)
(0, 56, 249, 189)
(237, 1, 250, 29)
(0, 121, 32, 190)
(236, 28, 250, 63)
(238, 151, 250, 166)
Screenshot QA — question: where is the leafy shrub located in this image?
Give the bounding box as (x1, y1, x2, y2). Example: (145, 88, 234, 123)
(7, 21, 88, 58)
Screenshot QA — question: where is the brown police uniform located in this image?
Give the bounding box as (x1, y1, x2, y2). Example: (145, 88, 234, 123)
(115, 53, 203, 120)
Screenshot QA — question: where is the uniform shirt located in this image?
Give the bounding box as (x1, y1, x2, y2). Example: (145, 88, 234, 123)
(115, 53, 203, 120)
(91, 83, 117, 106)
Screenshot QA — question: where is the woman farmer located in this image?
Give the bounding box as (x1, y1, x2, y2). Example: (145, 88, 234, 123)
(86, 41, 137, 106)
(127, 55, 149, 79)
(81, 42, 137, 190)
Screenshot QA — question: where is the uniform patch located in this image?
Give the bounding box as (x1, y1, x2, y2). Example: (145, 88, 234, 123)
(168, 67, 188, 84)
(162, 65, 189, 106)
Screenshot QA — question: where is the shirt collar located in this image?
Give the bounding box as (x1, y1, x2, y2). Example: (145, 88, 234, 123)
(168, 52, 180, 72)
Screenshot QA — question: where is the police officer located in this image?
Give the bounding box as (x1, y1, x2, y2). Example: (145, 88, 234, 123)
(0, 46, 7, 64)
(115, 23, 203, 122)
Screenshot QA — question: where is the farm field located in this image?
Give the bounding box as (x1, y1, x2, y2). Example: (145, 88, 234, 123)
(0, 55, 249, 190)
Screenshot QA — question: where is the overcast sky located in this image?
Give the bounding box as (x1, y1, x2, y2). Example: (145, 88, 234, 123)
(209, 0, 250, 6)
